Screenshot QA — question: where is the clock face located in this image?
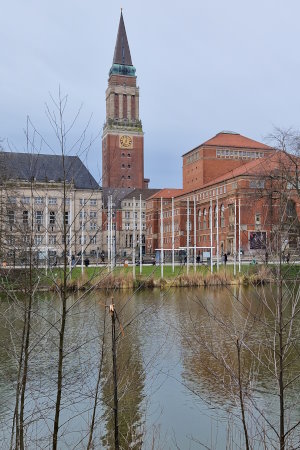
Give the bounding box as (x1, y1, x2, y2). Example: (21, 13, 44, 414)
(119, 135, 133, 149)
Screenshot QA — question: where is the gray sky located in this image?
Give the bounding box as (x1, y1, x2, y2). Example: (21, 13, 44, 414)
(1, 0, 300, 188)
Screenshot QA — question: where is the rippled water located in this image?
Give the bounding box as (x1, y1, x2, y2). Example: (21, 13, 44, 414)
(0, 285, 299, 449)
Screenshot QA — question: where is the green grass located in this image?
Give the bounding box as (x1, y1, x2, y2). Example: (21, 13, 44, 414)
(1, 263, 299, 291)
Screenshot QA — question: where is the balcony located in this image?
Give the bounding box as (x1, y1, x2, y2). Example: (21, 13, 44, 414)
(104, 118, 143, 132)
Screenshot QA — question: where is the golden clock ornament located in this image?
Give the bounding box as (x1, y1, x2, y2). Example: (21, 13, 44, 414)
(119, 135, 133, 148)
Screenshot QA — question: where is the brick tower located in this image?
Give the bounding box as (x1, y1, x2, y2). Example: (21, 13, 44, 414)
(102, 11, 149, 189)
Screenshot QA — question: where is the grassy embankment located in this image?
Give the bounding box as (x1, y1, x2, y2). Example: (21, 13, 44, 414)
(0, 263, 299, 291)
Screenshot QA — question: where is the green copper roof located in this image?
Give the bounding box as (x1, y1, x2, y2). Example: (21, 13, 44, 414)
(109, 63, 136, 77)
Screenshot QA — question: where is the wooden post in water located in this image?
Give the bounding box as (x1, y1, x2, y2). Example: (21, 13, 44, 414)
(216, 194, 219, 272)
(132, 197, 136, 279)
(234, 199, 237, 277)
(160, 197, 164, 279)
(110, 302, 119, 450)
(194, 196, 196, 272)
(172, 197, 175, 273)
(187, 198, 189, 274)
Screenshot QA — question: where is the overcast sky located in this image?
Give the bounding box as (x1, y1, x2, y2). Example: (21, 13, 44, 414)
(1, 0, 300, 188)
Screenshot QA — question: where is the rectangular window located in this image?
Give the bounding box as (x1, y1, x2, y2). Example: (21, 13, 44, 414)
(90, 222, 97, 231)
(48, 197, 57, 205)
(90, 199, 97, 206)
(7, 210, 15, 225)
(62, 235, 70, 244)
(79, 236, 86, 245)
(35, 211, 43, 224)
(250, 180, 265, 189)
(125, 211, 130, 219)
(23, 210, 28, 224)
(8, 196, 16, 204)
(90, 236, 96, 244)
(64, 198, 70, 205)
(80, 198, 88, 206)
(7, 235, 14, 245)
(35, 197, 44, 204)
(49, 235, 56, 245)
(125, 222, 130, 230)
(22, 197, 30, 204)
(90, 211, 97, 219)
(34, 235, 43, 245)
(64, 211, 69, 225)
(49, 211, 56, 224)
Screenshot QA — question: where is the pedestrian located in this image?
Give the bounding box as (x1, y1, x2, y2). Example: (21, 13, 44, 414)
(224, 253, 227, 265)
(101, 251, 105, 263)
(286, 252, 290, 264)
(196, 254, 200, 265)
(84, 257, 90, 267)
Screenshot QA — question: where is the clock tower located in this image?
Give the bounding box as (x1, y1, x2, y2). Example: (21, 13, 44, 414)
(102, 11, 149, 189)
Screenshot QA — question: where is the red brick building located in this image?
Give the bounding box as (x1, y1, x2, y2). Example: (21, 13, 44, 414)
(146, 133, 300, 260)
(182, 131, 274, 191)
(102, 12, 149, 189)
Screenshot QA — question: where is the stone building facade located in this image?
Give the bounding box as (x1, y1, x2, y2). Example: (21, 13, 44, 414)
(0, 152, 102, 265)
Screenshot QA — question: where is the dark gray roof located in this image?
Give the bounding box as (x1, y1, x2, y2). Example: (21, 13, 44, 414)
(0, 152, 100, 190)
(102, 187, 135, 209)
(113, 12, 133, 66)
(122, 188, 161, 201)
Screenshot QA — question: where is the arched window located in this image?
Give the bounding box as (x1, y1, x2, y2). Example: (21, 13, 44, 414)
(220, 204, 225, 228)
(214, 205, 218, 227)
(208, 206, 212, 228)
(286, 200, 297, 218)
(203, 208, 207, 230)
(198, 209, 202, 230)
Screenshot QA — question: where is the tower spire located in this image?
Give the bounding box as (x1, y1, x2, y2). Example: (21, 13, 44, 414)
(113, 10, 133, 66)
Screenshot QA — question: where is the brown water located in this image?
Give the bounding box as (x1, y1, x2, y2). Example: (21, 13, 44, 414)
(0, 285, 299, 449)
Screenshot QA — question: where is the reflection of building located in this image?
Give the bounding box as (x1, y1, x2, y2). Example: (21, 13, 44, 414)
(146, 133, 300, 258)
(102, 11, 149, 189)
(0, 152, 102, 264)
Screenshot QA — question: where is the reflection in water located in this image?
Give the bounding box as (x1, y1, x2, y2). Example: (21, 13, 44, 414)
(101, 296, 146, 449)
(178, 285, 300, 449)
(0, 286, 299, 449)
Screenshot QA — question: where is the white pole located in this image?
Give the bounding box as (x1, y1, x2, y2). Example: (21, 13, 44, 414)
(187, 198, 189, 274)
(216, 195, 219, 272)
(45, 194, 48, 275)
(160, 197, 164, 279)
(172, 197, 175, 273)
(81, 197, 84, 274)
(238, 198, 241, 273)
(69, 194, 72, 272)
(107, 196, 111, 271)
(193, 196, 196, 272)
(234, 199, 237, 276)
(139, 194, 142, 274)
(210, 199, 213, 273)
(133, 197, 136, 279)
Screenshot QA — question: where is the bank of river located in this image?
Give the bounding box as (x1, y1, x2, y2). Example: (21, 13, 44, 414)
(2, 263, 298, 292)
